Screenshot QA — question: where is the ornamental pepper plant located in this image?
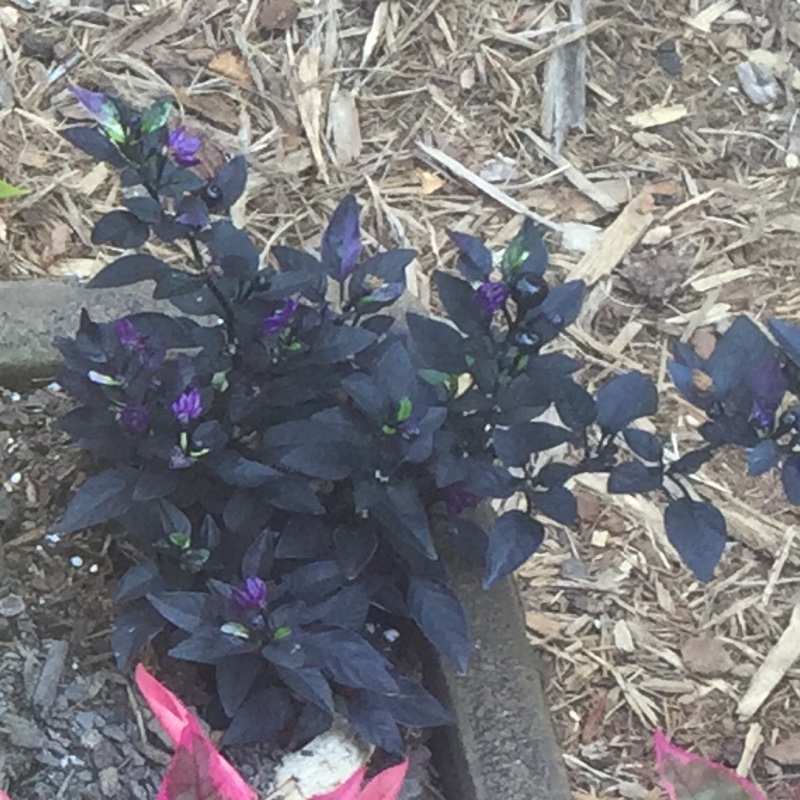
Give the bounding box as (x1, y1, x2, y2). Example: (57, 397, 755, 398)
(54, 86, 800, 754)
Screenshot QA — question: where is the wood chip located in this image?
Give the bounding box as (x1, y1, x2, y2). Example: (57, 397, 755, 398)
(681, 635, 734, 676)
(626, 104, 688, 129)
(738, 601, 800, 719)
(684, 0, 736, 33)
(292, 33, 328, 183)
(522, 127, 619, 213)
(256, 0, 297, 33)
(570, 189, 654, 283)
(207, 50, 253, 87)
(328, 85, 361, 167)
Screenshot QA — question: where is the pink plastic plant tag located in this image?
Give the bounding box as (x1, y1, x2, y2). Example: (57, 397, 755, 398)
(654, 730, 767, 800)
(135, 663, 257, 800)
(310, 759, 408, 800)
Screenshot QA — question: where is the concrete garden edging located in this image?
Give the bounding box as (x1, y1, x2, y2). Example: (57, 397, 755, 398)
(0, 277, 572, 800)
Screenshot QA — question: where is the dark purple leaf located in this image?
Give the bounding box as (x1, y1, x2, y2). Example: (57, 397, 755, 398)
(747, 440, 779, 476)
(241, 529, 276, 579)
(408, 578, 470, 674)
(555, 381, 597, 430)
(311, 630, 397, 693)
(88, 254, 171, 291)
(503, 218, 548, 278)
(111, 600, 166, 670)
(334, 525, 378, 579)
(493, 421, 572, 467)
(596, 370, 658, 433)
(211, 155, 248, 210)
(782, 455, 800, 504)
(376, 482, 436, 559)
(169, 630, 255, 664)
(768, 318, 800, 368)
(447, 230, 493, 281)
(216, 653, 264, 718)
(206, 220, 260, 279)
(663, 498, 726, 583)
(433, 270, 487, 339)
(123, 196, 163, 224)
(406, 312, 470, 375)
(346, 694, 404, 754)
(221, 687, 289, 745)
(668, 445, 714, 476)
(623, 428, 663, 462)
(61, 126, 125, 166)
(92, 210, 150, 248)
(57, 468, 133, 533)
(322, 194, 362, 280)
(311, 326, 377, 364)
(608, 461, 663, 494)
(213, 451, 282, 487)
(376, 675, 454, 728)
(275, 666, 334, 713)
(484, 510, 545, 589)
(531, 486, 577, 527)
(147, 592, 210, 633)
(535, 279, 584, 328)
(114, 563, 164, 605)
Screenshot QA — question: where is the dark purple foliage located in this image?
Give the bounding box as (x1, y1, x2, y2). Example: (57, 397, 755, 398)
(58, 90, 792, 754)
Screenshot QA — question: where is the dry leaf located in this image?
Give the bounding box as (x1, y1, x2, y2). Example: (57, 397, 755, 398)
(681, 636, 734, 677)
(765, 735, 800, 766)
(614, 620, 635, 652)
(691, 328, 717, 359)
(415, 169, 445, 195)
(208, 50, 252, 87)
(329, 86, 361, 166)
(579, 689, 608, 744)
(294, 36, 328, 182)
(626, 104, 688, 129)
(256, 0, 297, 33)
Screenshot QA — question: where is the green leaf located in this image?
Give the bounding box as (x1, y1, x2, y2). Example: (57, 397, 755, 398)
(396, 396, 413, 422)
(0, 179, 28, 199)
(140, 97, 174, 134)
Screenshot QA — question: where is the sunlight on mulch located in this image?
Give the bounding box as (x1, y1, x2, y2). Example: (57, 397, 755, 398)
(2, 0, 800, 796)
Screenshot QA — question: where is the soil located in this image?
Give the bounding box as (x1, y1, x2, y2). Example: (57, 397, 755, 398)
(0, 386, 439, 800)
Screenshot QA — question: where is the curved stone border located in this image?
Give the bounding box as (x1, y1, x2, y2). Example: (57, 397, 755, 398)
(0, 278, 572, 799)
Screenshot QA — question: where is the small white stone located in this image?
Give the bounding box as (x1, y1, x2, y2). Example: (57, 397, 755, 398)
(9, 472, 21, 485)
(47, 382, 62, 393)
(44, 532, 62, 545)
(89, 564, 99, 574)
(383, 629, 400, 643)
(70, 556, 83, 568)
(9, 391, 20, 402)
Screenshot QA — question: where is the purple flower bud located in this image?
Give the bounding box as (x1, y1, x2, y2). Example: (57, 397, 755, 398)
(118, 403, 150, 434)
(444, 484, 480, 517)
(167, 126, 202, 168)
(169, 446, 194, 470)
(231, 577, 268, 614)
(749, 358, 785, 430)
(171, 387, 203, 425)
(261, 299, 300, 336)
(474, 281, 509, 315)
(115, 318, 147, 350)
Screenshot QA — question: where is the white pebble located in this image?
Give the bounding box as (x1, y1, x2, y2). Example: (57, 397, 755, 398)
(47, 382, 62, 393)
(89, 564, 99, 574)
(70, 556, 83, 568)
(9, 472, 21, 485)
(9, 392, 20, 402)
(383, 629, 400, 643)
(44, 533, 62, 546)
